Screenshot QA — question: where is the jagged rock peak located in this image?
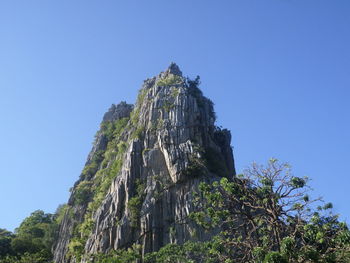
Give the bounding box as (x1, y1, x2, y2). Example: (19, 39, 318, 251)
(160, 62, 183, 77)
(166, 62, 182, 76)
(102, 101, 133, 122)
(53, 64, 236, 263)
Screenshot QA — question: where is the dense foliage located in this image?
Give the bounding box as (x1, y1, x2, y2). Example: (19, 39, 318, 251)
(90, 245, 141, 263)
(0, 210, 58, 263)
(66, 116, 131, 261)
(188, 159, 350, 263)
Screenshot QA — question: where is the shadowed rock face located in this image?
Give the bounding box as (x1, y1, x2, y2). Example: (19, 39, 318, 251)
(53, 64, 235, 262)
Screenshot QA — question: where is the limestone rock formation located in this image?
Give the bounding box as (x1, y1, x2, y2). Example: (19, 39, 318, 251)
(53, 63, 235, 262)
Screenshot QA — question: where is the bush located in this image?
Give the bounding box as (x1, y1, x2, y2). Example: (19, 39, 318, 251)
(81, 150, 104, 179)
(127, 180, 145, 228)
(183, 156, 207, 177)
(79, 217, 95, 239)
(93, 244, 141, 263)
(100, 117, 129, 141)
(67, 238, 84, 261)
(156, 74, 183, 87)
(74, 181, 93, 205)
(55, 204, 70, 225)
(131, 126, 144, 140)
(144, 241, 219, 263)
(263, 252, 288, 263)
(204, 147, 228, 177)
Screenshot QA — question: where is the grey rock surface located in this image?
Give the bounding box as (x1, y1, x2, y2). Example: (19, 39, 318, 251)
(102, 102, 134, 123)
(53, 64, 235, 262)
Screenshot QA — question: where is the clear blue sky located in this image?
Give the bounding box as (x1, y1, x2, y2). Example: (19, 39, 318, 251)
(0, 1, 349, 231)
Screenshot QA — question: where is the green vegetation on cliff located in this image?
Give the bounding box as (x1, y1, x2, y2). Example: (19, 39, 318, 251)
(67, 116, 131, 261)
(1, 74, 348, 263)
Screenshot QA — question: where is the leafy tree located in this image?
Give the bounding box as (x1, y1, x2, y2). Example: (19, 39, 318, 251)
(0, 228, 14, 257)
(74, 181, 93, 205)
(92, 244, 141, 263)
(1, 160, 349, 263)
(0, 210, 58, 262)
(0, 250, 51, 263)
(144, 241, 220, 263)
(14, 210, 57, 252)
(190, 159, 350, 262)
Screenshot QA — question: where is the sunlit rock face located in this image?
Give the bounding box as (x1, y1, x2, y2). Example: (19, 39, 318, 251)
(53, 63, 235, 263)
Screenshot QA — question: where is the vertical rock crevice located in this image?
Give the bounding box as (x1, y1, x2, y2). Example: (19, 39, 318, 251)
(53, 63, 235, 262)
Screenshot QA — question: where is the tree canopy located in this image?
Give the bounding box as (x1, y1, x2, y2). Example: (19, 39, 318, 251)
(1, 160, 349, 263)
(0, 210, 58, 263)
(187, 159, 350, 262)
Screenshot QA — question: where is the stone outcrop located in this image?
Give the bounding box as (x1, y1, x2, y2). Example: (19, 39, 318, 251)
(102, 102, 134, 123)
(53, 63, 235, 262)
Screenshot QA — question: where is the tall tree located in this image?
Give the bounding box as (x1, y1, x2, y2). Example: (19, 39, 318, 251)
(190, 159, 350, 262)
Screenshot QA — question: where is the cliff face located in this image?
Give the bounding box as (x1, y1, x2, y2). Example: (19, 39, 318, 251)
(53, 63, 235, 262)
